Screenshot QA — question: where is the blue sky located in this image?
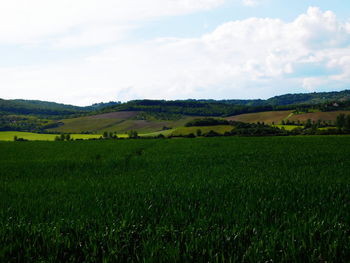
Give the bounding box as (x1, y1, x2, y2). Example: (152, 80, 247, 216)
(1, 0, 350, 105)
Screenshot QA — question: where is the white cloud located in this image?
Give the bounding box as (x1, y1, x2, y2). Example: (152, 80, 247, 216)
(242, 0, 259, 7)
(1, 7, 350, 105)
(0, 0, 225, 46)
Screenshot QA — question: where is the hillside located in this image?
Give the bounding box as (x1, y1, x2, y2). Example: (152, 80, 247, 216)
(48, 111, 200, 134)
(0, 99, 121, 117)
(227, 110, 350, 125)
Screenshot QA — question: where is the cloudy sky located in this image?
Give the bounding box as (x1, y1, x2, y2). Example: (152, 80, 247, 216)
(1, 0, 350, 105)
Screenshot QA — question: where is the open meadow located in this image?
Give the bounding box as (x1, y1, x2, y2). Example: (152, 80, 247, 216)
(1, 136, 350, 262)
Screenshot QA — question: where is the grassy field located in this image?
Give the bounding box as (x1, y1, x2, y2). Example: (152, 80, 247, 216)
(1, 136, 350, 262)
(0, 131, 104, 141)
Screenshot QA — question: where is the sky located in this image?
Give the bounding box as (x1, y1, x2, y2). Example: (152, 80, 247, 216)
(1, 0, 350, 106)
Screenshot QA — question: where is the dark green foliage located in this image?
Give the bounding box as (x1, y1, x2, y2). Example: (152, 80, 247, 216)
(204, 130, 220, 137)
(1, 137, 350, 262)
(54, 134, 72, 141)
(230, 121, 288, 136)
(13, 136, 28, 142)
(185, 118, 229, 127)
(108, 99, 277, 117)
(0, 115, 61, 132)
(336, 114, 346, 129)
(0, 99, 88, 116)
(266, 89, 350, 106)
(128, 130, 138, 139)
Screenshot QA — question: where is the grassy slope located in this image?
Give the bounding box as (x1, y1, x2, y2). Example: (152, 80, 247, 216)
(2, 137, 350, 262)
(49, 111, 198, 134)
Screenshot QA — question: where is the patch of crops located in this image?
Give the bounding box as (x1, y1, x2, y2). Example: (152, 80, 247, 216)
(1, 137, 350, 262)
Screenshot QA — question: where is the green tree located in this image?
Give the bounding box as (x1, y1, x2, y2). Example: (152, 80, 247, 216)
(65, 134, 71, 141)
(103, 131, 108, 138)
(305, 119, 312, 129)
(128, 130, 138, 139)
(336, 114, 346, 129)
(60, 134, 65, 141)
(345, 115, 350, 130)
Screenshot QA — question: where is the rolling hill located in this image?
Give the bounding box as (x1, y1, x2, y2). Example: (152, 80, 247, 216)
(3, 89, 350, 133)
(227, 110, 350, 125)
(48, 111, 201, 134)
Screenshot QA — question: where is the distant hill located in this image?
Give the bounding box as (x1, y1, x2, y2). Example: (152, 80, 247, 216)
(2, 89, 350, 117)
(2, 89, 350, 133)
(265, 90, 350, 106)
(0, 99, 121, 117)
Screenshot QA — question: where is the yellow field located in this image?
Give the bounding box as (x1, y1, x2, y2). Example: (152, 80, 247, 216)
(0, 132, 103, 141)
(273, 125, 303, 131)
(142, 125, 233, 137)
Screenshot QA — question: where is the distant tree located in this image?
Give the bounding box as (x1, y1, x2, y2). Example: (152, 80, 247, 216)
(305, 119, 312, 129)
(187, 133, 196, 138)
(103, 131, 108, 138)
(336, 114, 346, 129)
(60, 134, 65, 141)
(54, 136, 60, 141)
(345, 115, 350, 130)
(196, 129, 202, 137)
(14, 136, 18, 141)
(128, 130, 138, 139)
(65, 134, 71, 141)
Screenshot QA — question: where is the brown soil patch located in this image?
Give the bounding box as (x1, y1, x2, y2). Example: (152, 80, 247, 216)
(226, 111, 293, 124)
(289, 111, 350, 123)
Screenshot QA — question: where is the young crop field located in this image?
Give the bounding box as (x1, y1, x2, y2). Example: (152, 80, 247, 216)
(1, 137, 350, 262)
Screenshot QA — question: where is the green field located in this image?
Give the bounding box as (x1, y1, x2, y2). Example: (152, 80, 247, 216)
(0, 131, 103, 141)
(1, 136, 350, 262)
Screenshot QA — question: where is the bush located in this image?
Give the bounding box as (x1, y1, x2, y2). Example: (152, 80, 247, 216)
(204, 130, 220, 137)
(185, 118, 229, 127)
